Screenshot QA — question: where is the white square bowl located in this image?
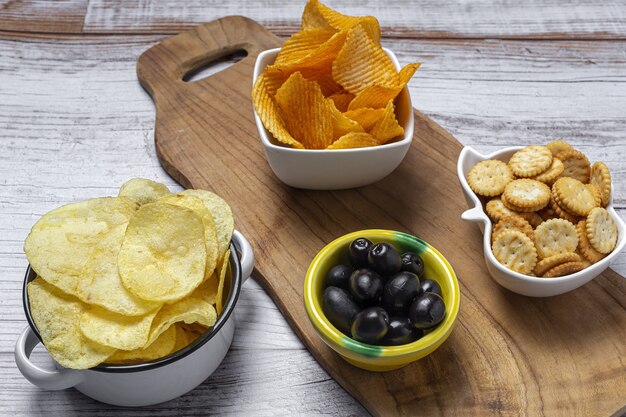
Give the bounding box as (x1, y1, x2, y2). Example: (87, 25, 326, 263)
(252, 47, 414, 190)
(457, 146, 626, 297)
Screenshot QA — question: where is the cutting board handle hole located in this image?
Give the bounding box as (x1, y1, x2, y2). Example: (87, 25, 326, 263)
(182, 49, 248, 83)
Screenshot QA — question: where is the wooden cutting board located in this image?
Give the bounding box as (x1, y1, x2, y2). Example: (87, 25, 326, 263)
(137, 16, 626, 417)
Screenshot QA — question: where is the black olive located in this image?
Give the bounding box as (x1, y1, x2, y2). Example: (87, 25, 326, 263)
(351, 307, 389, 344)
(322, 287, 361, 335)
(381, 271, 420, 314)
(409, 292, 446, 330)
(349, 238, 373, 268)
(420, 279, 442, 297)
(400, 252, 425, 278)
(381, 317, 424, 346)
(367, 243, 402, 276)
(349, 268, 384, 306)
(325, 264, 353, 290)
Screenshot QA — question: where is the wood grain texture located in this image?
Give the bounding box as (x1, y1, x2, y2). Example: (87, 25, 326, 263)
(1, 5, 626, 415)
(136, 17, 626, 416)
(81, 0, 626, 39)
(0, 0, 88, 33)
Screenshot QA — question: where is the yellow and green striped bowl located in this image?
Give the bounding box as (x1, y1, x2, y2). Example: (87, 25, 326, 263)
(304, 230, 460, 372)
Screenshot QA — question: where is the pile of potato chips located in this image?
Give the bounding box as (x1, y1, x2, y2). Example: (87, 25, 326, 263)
(23, 179, 234, 369)
(253, 0, 420, 150)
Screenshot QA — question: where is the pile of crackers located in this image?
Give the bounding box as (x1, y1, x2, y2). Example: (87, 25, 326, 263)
(467, 141, 618, 277)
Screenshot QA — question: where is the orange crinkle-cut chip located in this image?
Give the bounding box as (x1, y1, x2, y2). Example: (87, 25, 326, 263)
(275, 72, 334, 150)
(251, 0, 419, 150)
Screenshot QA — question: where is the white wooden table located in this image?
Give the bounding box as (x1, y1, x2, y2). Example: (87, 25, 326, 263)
(1, 1, 624, 415)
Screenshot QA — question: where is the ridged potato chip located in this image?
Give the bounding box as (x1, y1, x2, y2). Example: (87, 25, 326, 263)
(347, 63, 420, 110)
(328, 91, 355, 112)
(275, 28, 336, 66)
(79, 305, 160, 350)
(328, 98, 364, 139)
(77, 224, 161, 316)
(118, 203, 207, 303)
(302, 0, 381, 44)
(275, 72, 334, 149)
(145, 296, 217, 348)
(24, 197, 138, 296)
(159, 193, 219, 280)
(28, 277, 116, 369)
(370, 100, 404, 144)
(327, 132, 378, 150)
(105, 324, 176, 364)
(118, 178, 171, 205)
(179, 189, 234, 264)
(252, 73, 305, 149)
(332, 26, 398, 95)
(343, 107, 384, 131)
(216, 250, 231, 314)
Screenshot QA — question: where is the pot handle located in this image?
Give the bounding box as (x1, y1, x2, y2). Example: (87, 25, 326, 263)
(232, 230, 254, 284)
(15, 326, 84, 390)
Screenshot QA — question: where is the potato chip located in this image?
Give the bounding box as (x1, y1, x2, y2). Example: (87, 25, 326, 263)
(332, 26, 398, 95)
(159, 193, 219, 279)
(216, 249, 231, 314)
(118, 178, 171, 205)
(252, 73, 304, 149)
(28, 277, 116, 369)
(179, 189, 234, 263)
(144, 296, 217, 347)
(370, 100, 404, 144)
(347, 63, 420, 110)
(328, 91, 355, 112)
(302, 0, 381, 44)
(24, 197, 138, 296)
(343, 107, 384, 131)
(191, 272, 219, 304)
(118, 203, 206, 303)
(77, 224, 161, 316)
(274, 28, 337, 66)
(275, 72, 334, 149)
(105, 324, 176, 364)
(79, 305, 160, 350)
(328, 98, 364, 139)
(326, 132, 379, 150)
(171, 324, 195, 353)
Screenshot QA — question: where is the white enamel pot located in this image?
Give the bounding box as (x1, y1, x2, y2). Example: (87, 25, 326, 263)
(15, 230, 254, 406)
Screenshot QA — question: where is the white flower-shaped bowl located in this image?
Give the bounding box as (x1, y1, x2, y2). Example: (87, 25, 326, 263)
(457, 146, 626, 297)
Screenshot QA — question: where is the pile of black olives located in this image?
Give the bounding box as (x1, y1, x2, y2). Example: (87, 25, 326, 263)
(322, 237, 446, 346)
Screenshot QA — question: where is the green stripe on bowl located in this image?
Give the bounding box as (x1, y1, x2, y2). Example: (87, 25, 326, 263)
(341, 335, 383, 357)
(393, 231, 429, 256)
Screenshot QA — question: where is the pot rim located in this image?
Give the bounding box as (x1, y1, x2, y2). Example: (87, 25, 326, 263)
(22, 241, 242, 373)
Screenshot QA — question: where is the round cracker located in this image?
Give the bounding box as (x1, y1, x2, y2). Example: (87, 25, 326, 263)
(501, 191, 547, 212)
(585, 207, 617, 254)
(546, 140, 573, 157)
(553, 177, 599, 216)
(492, 215, 534, 242)
(519, 212, 544, 228)
(531, 158, 564, 185)
(542, 261, 586, 278)
(503, 179, 551, 209)
(467, 160, 514, 197)
(550, 193, 581, 224)
(576, 220, 606, 263)
(486, 197, 520, 222)
(534, 218, 578, 259)
(590, 162, 611, 207)
(555, 149, 590, 183)
(534, 252, 581, 276)
(491, 230, 537, 275)
(509, 145, 553, 178)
